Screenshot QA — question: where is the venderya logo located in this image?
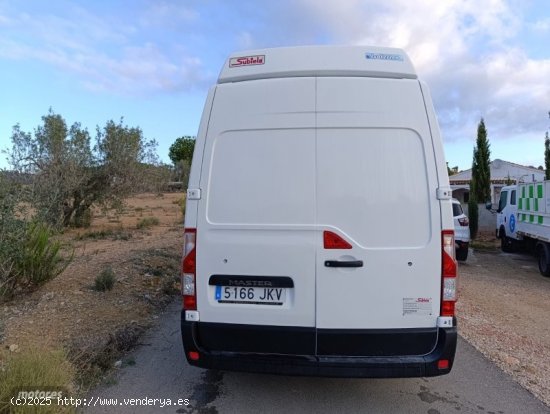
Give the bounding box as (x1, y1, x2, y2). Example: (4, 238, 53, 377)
(229, 55, 265, 67)
(366, 52, 404, 62)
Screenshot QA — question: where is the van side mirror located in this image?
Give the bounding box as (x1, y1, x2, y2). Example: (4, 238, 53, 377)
(485, 202, 498, 214)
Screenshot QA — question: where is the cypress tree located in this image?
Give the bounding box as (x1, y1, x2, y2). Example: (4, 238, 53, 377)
(471, 119, 491, 202)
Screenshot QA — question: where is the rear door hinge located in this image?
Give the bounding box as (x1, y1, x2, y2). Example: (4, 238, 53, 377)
(187, 188, 201, 200)
(436, 187, 452, 200)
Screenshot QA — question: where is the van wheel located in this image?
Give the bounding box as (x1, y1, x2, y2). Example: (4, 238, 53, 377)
(537, 243, 550, 277)
(456, 246, 468, 262)
(501, 237, 515, 253)
(500, 228, 514, 253)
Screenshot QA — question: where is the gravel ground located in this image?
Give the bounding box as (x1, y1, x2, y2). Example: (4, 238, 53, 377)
(457, 247, 550, 407)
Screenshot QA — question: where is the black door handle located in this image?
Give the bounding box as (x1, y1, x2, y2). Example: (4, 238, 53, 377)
(324, 260, 363, 268)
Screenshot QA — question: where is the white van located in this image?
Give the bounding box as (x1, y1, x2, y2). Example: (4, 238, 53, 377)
(181, 46, 457, 377)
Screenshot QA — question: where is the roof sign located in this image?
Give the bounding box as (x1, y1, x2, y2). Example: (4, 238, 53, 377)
(365, 52, 404, 62)
(229, 55, 265, 68)
(219, 46, 417, 83)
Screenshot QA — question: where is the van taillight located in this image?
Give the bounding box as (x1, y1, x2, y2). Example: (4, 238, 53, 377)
(458, 217, 469, 226)
(441, 230, 457, 317)
(182, 228, 197, 310)
(323, 231, 352, 249)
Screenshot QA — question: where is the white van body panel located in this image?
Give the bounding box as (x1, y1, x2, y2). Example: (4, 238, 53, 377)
(196, 78, 317, 327)
(315, 77, 441, 329)
(194, 74, 447, 329)
(418, 81, 454, 228)
(184, 86, 216, 231)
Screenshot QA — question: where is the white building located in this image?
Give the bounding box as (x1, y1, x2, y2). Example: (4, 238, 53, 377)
(450, 159, 545, 205)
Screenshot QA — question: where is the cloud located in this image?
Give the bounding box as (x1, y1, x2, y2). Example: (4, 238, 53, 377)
(139, 1, 198, 28)
(258, 0, 549, 146)
(532, 18, 550, 33)
(0, 1, 209, 95)
(78, 43, 207, 94)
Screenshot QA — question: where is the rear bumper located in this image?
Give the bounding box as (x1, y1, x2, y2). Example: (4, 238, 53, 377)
(181, 314, 457, 378)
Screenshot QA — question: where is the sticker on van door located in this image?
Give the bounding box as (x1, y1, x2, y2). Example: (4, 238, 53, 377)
(509, 214, 515, 233)
(403, 298, 433, 316)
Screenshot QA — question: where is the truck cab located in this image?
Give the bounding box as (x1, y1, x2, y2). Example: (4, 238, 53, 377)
(496, 185, 519, 251)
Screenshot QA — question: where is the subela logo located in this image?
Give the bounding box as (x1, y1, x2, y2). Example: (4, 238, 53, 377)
(229, 55, 265, 67)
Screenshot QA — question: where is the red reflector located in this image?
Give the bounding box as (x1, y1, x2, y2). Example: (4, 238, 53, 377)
(188, 351, 200, 361)
(184, 295, 196, 310)
(441, 301, 455, 317)
(183, 248, 196, 274)
(437, 359, 449, 369)
(443, 252, 457, 277)
(323, 231, 352, 249)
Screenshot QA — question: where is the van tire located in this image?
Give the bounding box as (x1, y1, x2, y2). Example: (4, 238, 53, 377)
(499, 228, 515, 253)
(536, 243, 550, 277)
(456, 246, 468, 262)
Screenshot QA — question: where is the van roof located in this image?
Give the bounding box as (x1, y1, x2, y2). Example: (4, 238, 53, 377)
(218, 45, 417, 84)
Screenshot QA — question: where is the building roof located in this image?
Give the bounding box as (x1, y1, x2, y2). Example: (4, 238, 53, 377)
(449, 159, 545, 183)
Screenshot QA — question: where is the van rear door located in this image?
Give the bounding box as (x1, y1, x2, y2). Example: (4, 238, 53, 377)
(315, 77, 442, 356)
(195, 77, 317, 355)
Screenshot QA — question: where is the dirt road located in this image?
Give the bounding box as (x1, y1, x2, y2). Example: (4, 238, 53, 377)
(457, 248, 550, 406)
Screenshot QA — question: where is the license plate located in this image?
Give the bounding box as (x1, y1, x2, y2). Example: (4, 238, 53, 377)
(215, 286, 286, 305)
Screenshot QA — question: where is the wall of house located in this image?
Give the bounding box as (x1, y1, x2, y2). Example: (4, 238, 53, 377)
(463, 203, 496, 233)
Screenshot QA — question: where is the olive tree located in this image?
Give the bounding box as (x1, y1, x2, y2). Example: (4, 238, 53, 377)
(8, 110, 158, 228)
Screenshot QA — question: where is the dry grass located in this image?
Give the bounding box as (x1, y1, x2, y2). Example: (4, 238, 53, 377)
(136, 216, 160, 229)
(0, 346, 75, 413)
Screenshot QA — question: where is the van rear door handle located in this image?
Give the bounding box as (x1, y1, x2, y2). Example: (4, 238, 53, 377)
(324, 260, 363, 268)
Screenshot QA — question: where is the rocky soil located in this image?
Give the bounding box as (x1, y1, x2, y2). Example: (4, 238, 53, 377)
(1, 192, 184, 384)
(457, 246, 550, 407)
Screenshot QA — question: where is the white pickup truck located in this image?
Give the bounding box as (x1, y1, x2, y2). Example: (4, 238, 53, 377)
(490, 180, 550, 276)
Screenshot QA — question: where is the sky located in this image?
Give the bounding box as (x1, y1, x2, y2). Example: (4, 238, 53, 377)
(0, 0, 549, 171)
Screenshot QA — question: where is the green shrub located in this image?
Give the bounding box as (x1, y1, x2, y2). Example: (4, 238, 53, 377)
(136, 216, 159, 229)
(1, 176, 70, 299)
(1, 216, 70, 298)
(0, 177, 27, 297)
(18, 222, 70, 287)
(94, 267, 116, 291)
